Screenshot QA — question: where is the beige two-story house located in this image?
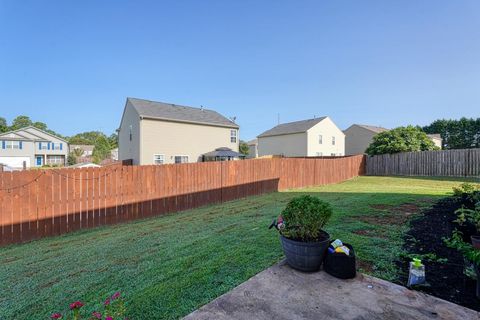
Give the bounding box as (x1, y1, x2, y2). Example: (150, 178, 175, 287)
(0, 126, 69, 169)
(257, 117, 345, 157)
(118, 97, 240, 165)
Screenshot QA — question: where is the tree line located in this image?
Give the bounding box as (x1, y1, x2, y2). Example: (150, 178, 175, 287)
(0, 115, 118, 164)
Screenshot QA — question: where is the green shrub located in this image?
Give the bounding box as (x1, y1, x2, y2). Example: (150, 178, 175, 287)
(453, 182, 479, 197)
(280, 195, 332, 241)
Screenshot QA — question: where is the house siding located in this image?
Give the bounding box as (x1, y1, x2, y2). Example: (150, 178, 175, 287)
(258, 132, 308, 157)
(306, 117, 345, 156)
(140, 119, 239, 164)
(118, 100, 141, 165)
(344, 125, 378, 155)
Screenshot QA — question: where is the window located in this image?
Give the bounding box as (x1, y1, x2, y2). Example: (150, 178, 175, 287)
(38, 142, 48, 150)
(46, 155, 65, 165)
(331, 153, 336, 156)
(316, 152, 322, 156)
(332, 136, 336, 145)
(6, 141, 20, 149)
(52, 143, 62, 150)
(129, 125, 133, 141)
(230, 130, 237, 143)
(318, 135, 323, 144)
(174, 156, 188, 164)
(153, 154, 164, 165)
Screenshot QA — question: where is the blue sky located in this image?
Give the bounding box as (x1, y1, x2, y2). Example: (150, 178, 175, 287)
(0, 1, 479, 140)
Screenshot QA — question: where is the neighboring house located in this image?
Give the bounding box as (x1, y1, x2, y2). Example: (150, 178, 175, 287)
(344, 124, 443, 155)
(427, 134, 443, 149)
(0, 126, 68, 169)
(344, 124, 389, 155)
(257, 117, 345, 157)
(69, 144, 95, 163)
(247, 139, 258, 158)
(118, 97, 240, 165)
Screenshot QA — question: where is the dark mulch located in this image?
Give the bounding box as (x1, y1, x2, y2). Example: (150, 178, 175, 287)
(398, 197, 480, 311)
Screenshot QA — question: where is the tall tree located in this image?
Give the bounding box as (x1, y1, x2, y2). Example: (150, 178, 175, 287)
(69, 131, 107, 145)
(366, 126, 439, 156)
(92, 136, 112, 164)
(10, 115, 32, 130)
(108, 132, 118, 149)
(0, 117, 7, 133)
(423, 118, 480, 149)
(32, 121, 48, 131)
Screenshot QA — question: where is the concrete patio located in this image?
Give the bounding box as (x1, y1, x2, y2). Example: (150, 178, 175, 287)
(184, 260, 479, 320)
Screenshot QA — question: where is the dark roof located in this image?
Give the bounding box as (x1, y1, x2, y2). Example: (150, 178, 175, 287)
(354, 124, 389, 133)
(258, 117, 327, 138)
(128, 97, 239, 128)
(203, 147, 242, 158)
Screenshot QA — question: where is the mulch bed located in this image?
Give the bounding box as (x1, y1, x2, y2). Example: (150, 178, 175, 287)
(398, 196, 480, 311)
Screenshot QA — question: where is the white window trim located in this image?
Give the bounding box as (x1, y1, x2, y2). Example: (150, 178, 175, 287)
(6, 141, 20, 149)
(153, 154, 165, 165)
(332, 136, 336, 145)
(318, 135, 323, 144)
(174, 155, 189, 164)
(230, 129, 237, 143)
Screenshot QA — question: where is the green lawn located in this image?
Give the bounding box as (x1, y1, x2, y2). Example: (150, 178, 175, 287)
(0, 176, 472, 319)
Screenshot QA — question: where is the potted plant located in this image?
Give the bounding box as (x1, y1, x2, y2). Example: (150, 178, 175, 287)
(275, 195, 332, 272)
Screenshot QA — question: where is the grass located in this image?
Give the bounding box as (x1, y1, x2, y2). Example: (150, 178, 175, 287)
(0, 176, 472, 319)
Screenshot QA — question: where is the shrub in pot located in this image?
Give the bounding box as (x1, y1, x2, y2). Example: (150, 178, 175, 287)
(278, 195, 332, 272)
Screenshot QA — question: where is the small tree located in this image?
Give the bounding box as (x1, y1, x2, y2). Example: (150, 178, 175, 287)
(67, 153, 77, 166)
(239, 140, 250, 156)
(92, 136, 111, 164)
(366, 126, 439, 156)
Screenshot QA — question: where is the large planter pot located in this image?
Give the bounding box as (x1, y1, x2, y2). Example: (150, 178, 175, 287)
(471, 235, 480, 249)
(280, 231, 330, 272)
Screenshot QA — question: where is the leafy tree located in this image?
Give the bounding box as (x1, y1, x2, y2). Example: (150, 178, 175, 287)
(32, 121, 48, 131)
(239, 140, 250, 156)
(92, 135, 112, 164)
(10, 115, 33, 130)
(108, 133, 118, 149)
(69, 131, 107, 145)
(67, 153, 77, 166)
(0, 117, 7, 133)
(366, 125, 439, 156)
(423, 118, 480, 149)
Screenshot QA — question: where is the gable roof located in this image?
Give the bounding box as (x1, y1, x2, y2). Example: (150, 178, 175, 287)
(258, 117, 327, 138)
(347, 124, 389, 134)
(127, 97, 239, 129)
(0, 126, 68, 142)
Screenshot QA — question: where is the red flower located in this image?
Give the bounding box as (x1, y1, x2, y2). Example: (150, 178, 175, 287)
(92, 311, 102, 319)
(69, 301, 84, 310)
(105, 317, 113, 320)
(104, 297, 111, 306)
(112, 291, 121, 300)
(51, 313, 62, 319)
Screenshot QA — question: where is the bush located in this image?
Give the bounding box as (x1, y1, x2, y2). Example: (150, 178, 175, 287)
(280, 195, 332, 241)
(366, 126, 439, 156)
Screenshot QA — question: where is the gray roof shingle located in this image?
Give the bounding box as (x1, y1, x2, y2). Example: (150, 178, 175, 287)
(258, 117, 327, 138)
(355, 124, 389, 133)
(128, 97, 239, 128)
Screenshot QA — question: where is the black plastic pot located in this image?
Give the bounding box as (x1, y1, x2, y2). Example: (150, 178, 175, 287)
(280, 231, 330, 272)
(471, 235, 480, 250)
(324, 243, 356, 279)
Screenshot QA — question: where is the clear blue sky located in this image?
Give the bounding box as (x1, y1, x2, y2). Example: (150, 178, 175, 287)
(1, 1, 479, 140)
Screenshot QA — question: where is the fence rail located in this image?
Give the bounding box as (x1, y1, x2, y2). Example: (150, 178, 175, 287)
(366, 148, 480, 177)
(0, 155, 365, 246)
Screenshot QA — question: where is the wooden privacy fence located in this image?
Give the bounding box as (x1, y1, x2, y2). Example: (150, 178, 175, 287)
(0, 155, 365, 246)
(366, 148, 480, 177)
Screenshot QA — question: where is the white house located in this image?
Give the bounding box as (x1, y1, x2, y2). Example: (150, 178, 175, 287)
(257, 117, 345, 157)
